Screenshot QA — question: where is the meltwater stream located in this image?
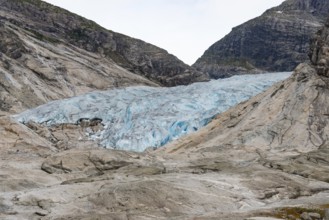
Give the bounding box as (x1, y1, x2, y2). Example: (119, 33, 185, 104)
(15, 72, 291, 152)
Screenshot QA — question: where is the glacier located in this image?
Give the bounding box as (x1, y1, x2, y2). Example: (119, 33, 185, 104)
(14, 72, 291, 152)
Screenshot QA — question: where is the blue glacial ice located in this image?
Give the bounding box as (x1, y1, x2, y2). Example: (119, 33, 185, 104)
(14, 72, 291, 152)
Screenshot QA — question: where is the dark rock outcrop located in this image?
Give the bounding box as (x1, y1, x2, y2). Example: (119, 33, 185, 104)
(194, 0, 329, 78)
(309, 18, 329, 77)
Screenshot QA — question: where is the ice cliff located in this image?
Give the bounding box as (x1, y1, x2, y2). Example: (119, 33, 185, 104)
(14, 72, 291, 152)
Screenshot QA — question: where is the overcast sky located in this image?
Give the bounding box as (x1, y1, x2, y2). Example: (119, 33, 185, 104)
(43, 0, 285, 65)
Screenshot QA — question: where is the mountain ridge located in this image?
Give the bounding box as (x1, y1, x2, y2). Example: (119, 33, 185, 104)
(193, 0, 329, 78)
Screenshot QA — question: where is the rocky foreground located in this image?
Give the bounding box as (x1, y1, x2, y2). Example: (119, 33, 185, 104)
(1, 17, 329, 220)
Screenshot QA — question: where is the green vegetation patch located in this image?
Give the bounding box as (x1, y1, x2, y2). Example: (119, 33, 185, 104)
(218, 58, 256, 70)
(28, 29, 60, 44)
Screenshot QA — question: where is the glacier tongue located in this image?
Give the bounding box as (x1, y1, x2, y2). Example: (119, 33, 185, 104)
(14, 72, 291, 152)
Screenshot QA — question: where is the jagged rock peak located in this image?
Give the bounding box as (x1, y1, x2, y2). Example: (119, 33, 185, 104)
(309, 18, 329, 77)
(276, 0, 329, 20)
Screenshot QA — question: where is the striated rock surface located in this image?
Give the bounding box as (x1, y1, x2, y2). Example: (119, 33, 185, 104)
(193, 0, 329, 78)
(0, 0, 208, 115)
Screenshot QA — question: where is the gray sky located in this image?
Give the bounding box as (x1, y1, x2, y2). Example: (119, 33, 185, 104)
(43, 0, 285, 65)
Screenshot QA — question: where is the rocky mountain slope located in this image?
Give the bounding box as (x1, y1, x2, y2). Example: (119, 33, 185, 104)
(161, 17, 329, 218)
(193, 0, 329, 78)
(0, 0, 208, 115)
(1, 3, 329, 220)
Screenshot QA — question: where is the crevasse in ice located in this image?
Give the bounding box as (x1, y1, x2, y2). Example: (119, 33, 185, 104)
(14, 72, 291, 152)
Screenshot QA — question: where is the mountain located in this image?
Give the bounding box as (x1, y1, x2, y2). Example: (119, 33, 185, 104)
(193, 0, 329, 78)
(0, 0, 208, 115)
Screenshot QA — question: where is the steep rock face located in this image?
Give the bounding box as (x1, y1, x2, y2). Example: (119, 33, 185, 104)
(309, 18, 329, 76)
(164, 63, 329, 154)
(194, 0, 329, 78)
(1, 0, 208, 86)
(0, 22, 158, 115)
(0, 0, 208, 115)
